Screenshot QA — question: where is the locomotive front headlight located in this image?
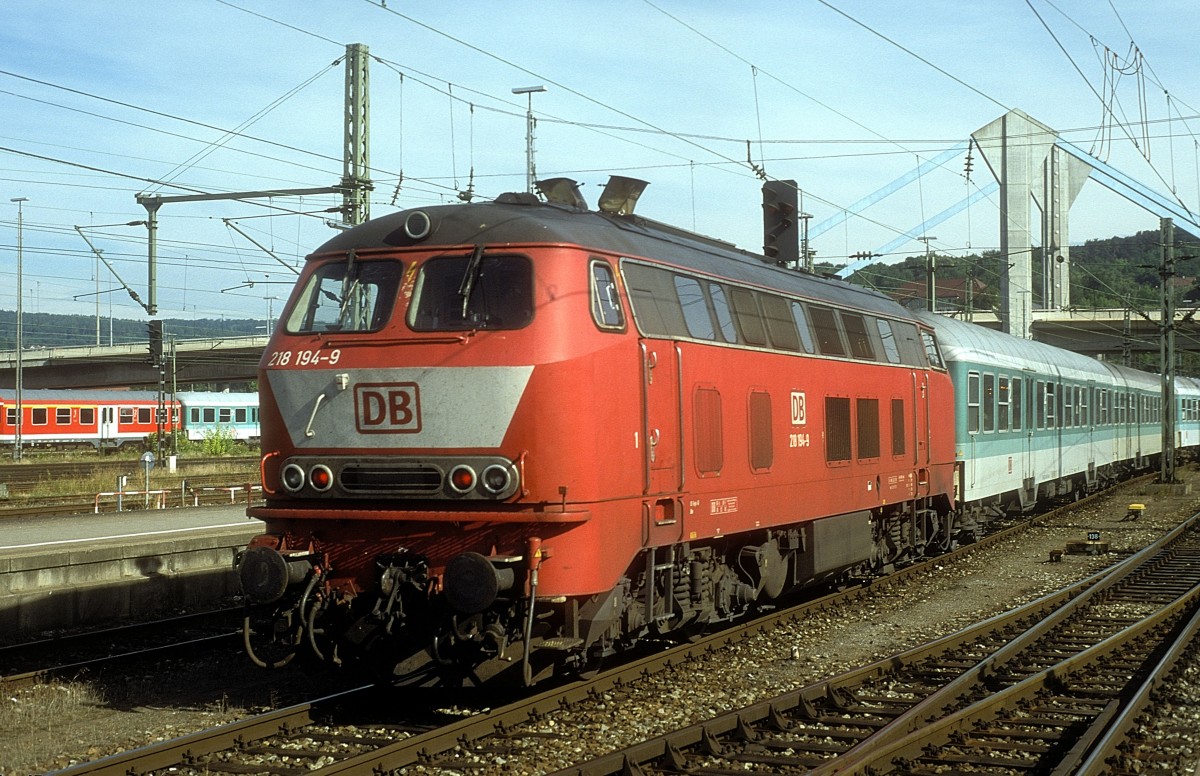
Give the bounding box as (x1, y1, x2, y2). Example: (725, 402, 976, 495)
(480, 464, 514, 496)
(448, 464, 476, 494)
(309, 464, 334, 492)
(280, 463, 306, 493)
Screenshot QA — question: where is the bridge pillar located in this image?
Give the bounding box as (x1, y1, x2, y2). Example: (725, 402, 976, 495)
(973, 110, 1052, 339)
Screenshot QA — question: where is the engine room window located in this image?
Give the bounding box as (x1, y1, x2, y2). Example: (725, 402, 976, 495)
(841, 313, 876, 360)
(825, 396, 852, 462)
(749, 391, 773, 471)
(760, 294, 800, 351)
(708, 284, 738, 342)
(920, 329, 944, 369)
(891, 398, 906, 456)
(590, 261, 625, 329)
(876, 319, 901, 364)
(674, 276, 716, 340)
(694, 387, 724, 476)
(410, 252, 533, 331)
(857, 398, 880, 459)
(730, 288, 767, 346)
(790, 302, 816, 353)
(286, 257, 403, 334)
(810, 306, 846, 357)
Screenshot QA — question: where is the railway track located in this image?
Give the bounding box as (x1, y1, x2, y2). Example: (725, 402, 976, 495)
(45, 485, 1144, 776)
(0, 608, 244, 694)
(0, 456, 257, 493)
(0, 456, 260, 517)
(557, 509, 1200, 775)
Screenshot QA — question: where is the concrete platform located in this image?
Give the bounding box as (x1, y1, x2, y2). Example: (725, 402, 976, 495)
(0, 506, 262, 642)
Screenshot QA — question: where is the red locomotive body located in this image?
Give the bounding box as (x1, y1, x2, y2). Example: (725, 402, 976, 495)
(240, 185, 959, 685)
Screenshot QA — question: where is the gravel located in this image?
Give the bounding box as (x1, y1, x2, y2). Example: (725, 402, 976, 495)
(5, 469, 1200, 775)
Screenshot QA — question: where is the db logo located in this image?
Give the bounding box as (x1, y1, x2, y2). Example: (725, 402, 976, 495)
(355, 383, 421, 433)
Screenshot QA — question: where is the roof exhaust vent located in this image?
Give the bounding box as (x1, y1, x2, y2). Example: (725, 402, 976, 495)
(597, 176, 649, 216)
(536, 177, 588, 210)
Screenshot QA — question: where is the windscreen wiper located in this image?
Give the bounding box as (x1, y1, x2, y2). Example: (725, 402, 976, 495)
(458, 244, 485, 319)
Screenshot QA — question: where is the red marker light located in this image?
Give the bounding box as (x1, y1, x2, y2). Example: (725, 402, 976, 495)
(449, 465, 476, 493)
(309, 465, 333, 492)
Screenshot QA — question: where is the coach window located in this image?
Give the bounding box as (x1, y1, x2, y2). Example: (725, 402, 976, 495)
(760, 294, 800, 351)
(1063, 386, 1074, 428)
(236, 408, 248, 423)
(138, 408, 152, 424)
(56, 408, 71, 426)
(1032, 381, 1041, 431)
(789, 302, 816, 353)
(967, 372, 981, 433)
(80, 407, 95, 426)
(730, 288, 768, 346)
(1011, 377, 1022, 431)
(590, 261, 625, 329)
(220, 408, 233, 423)
(877, 319, 902, 364)
(119, 407, 134, 424)
(287, 256, 403, 333)
(842, 313, 876, 360)
(32, 407, 48, 426)
(674, 276, 717, 340)
(810, 306, 846, 357)
(997, 377, 1010, 431)
(1045, 383, 1057, 429)
(708, 284, 738, 342)
(983, 373, 996, 432)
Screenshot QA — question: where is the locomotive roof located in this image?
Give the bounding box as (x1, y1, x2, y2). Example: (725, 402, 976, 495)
(314, 194, 917, 322)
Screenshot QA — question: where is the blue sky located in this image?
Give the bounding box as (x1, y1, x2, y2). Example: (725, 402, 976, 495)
(2, 1, 1198, 331)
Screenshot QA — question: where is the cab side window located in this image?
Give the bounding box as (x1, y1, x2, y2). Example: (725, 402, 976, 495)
(590, 260, 625, 329)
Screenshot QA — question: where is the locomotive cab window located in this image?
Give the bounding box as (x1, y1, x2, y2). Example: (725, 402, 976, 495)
(590, 261, 625, 329)
(411, 251, 533, 331)
(286, 257, 403, 334)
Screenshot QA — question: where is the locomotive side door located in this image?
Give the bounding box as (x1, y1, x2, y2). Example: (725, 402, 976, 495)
(640, 340, 682, 496)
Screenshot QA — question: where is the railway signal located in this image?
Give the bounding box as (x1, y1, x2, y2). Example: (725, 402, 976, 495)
(762, 180, 799, 268)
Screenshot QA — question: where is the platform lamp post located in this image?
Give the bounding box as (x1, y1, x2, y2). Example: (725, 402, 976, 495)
(10, 197, 27, 462)
(512, 85, 546, 194)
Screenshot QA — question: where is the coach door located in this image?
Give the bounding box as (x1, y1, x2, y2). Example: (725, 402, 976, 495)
(99, 406, 117, 446)
(640, 340, 683, 496)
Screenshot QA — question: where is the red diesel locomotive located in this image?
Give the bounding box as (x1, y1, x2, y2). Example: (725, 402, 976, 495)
(238, 178, 961, 685)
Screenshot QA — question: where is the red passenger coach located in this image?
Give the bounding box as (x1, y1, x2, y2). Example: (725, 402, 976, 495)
(239, 179, 960, 686)
(0, 390, 179, 449)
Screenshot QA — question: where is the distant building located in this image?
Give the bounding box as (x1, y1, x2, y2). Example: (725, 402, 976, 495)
(893, 277, 989, 314)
